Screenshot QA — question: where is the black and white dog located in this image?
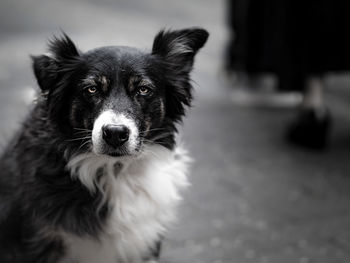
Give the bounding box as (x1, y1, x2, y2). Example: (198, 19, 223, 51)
(0, 28, 208, 262)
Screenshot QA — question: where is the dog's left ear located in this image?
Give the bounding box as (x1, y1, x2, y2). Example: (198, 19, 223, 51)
(152, 28, 209, 121)
(152, 28, 208, 72)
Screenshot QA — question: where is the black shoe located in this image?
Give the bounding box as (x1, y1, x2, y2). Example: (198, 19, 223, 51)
(286, 108, 331, 150)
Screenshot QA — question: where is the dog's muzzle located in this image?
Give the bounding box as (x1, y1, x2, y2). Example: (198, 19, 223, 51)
(92, 110, 139, 156)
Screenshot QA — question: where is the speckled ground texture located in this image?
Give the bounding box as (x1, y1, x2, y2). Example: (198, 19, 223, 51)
(1, 1, 350, 263)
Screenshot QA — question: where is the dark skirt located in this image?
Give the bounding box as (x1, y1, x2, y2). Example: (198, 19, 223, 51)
(227, 0, 350, 91)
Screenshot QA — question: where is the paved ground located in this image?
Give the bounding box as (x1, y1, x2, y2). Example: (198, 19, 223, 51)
(1, 1, 350, 263)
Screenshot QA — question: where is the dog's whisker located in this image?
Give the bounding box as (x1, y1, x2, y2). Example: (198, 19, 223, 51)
(73, 129, 92, 133)
(74, 131, 91, 134)
(73, 132, 92, 136)
(66, 136, 92, 142)
(73, 128, 92, 131)
(141, 138, 169, 148)
(147, 132, 173, 142)
(139, 128, 167, 134)
(78, 140, 92, 151)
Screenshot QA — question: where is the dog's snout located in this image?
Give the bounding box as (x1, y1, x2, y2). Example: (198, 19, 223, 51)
(102, 124, 130, 148)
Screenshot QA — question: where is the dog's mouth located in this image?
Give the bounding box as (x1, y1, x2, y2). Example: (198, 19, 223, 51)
(101, 142, 142, 158)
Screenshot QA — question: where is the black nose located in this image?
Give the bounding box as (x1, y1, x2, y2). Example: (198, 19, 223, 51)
(102, 124, 130, 148)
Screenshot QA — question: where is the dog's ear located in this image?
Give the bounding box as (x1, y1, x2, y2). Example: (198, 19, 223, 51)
(32, 34, 80, 93)
(32, 55, 58, 94)
(152, 28, 209, 121)
(32, 34, 82, 124)
(48, 33, 80, 61)
(152, 28, 208, 71)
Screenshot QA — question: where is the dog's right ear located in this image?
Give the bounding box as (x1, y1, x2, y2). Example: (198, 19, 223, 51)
(32, 54, 58, 93)
(32, 34, 81, 94)
(32, 34, 82, 125)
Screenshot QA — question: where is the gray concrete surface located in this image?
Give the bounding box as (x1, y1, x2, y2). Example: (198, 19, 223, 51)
(1, 1, 350, 263)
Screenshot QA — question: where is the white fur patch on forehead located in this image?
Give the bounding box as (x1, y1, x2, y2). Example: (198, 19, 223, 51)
(92, 110, 139, 155)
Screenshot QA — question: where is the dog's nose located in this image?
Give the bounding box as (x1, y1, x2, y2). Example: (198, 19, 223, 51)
(102, 124, 129, 148)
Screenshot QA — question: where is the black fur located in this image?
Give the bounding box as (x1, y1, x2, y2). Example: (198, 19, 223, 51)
(0, 28, 208, 262)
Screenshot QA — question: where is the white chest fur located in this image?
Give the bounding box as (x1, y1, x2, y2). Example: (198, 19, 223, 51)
(61, 145, 190, 263)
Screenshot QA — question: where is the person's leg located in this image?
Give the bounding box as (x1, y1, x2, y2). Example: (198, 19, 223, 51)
(224, 0, 251, 71)
(287, 75, 331, 150)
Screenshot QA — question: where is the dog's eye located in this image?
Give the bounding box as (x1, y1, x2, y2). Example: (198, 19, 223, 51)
(137, 86, 151, 96)
(85, 86, 98, 94)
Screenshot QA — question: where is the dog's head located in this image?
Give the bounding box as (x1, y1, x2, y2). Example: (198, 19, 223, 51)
(32, 28, 208, 157)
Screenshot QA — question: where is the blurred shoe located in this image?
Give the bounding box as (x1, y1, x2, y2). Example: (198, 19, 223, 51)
(286, 108, 331, 150)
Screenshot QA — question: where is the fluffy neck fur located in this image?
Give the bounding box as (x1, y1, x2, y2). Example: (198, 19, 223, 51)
(63, 145, 190, 263)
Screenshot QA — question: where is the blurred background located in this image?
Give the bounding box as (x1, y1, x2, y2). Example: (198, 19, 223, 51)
(1, 0, 350, 262)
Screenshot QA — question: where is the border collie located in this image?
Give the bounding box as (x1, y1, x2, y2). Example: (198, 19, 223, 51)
(0, 28, 208, 263)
